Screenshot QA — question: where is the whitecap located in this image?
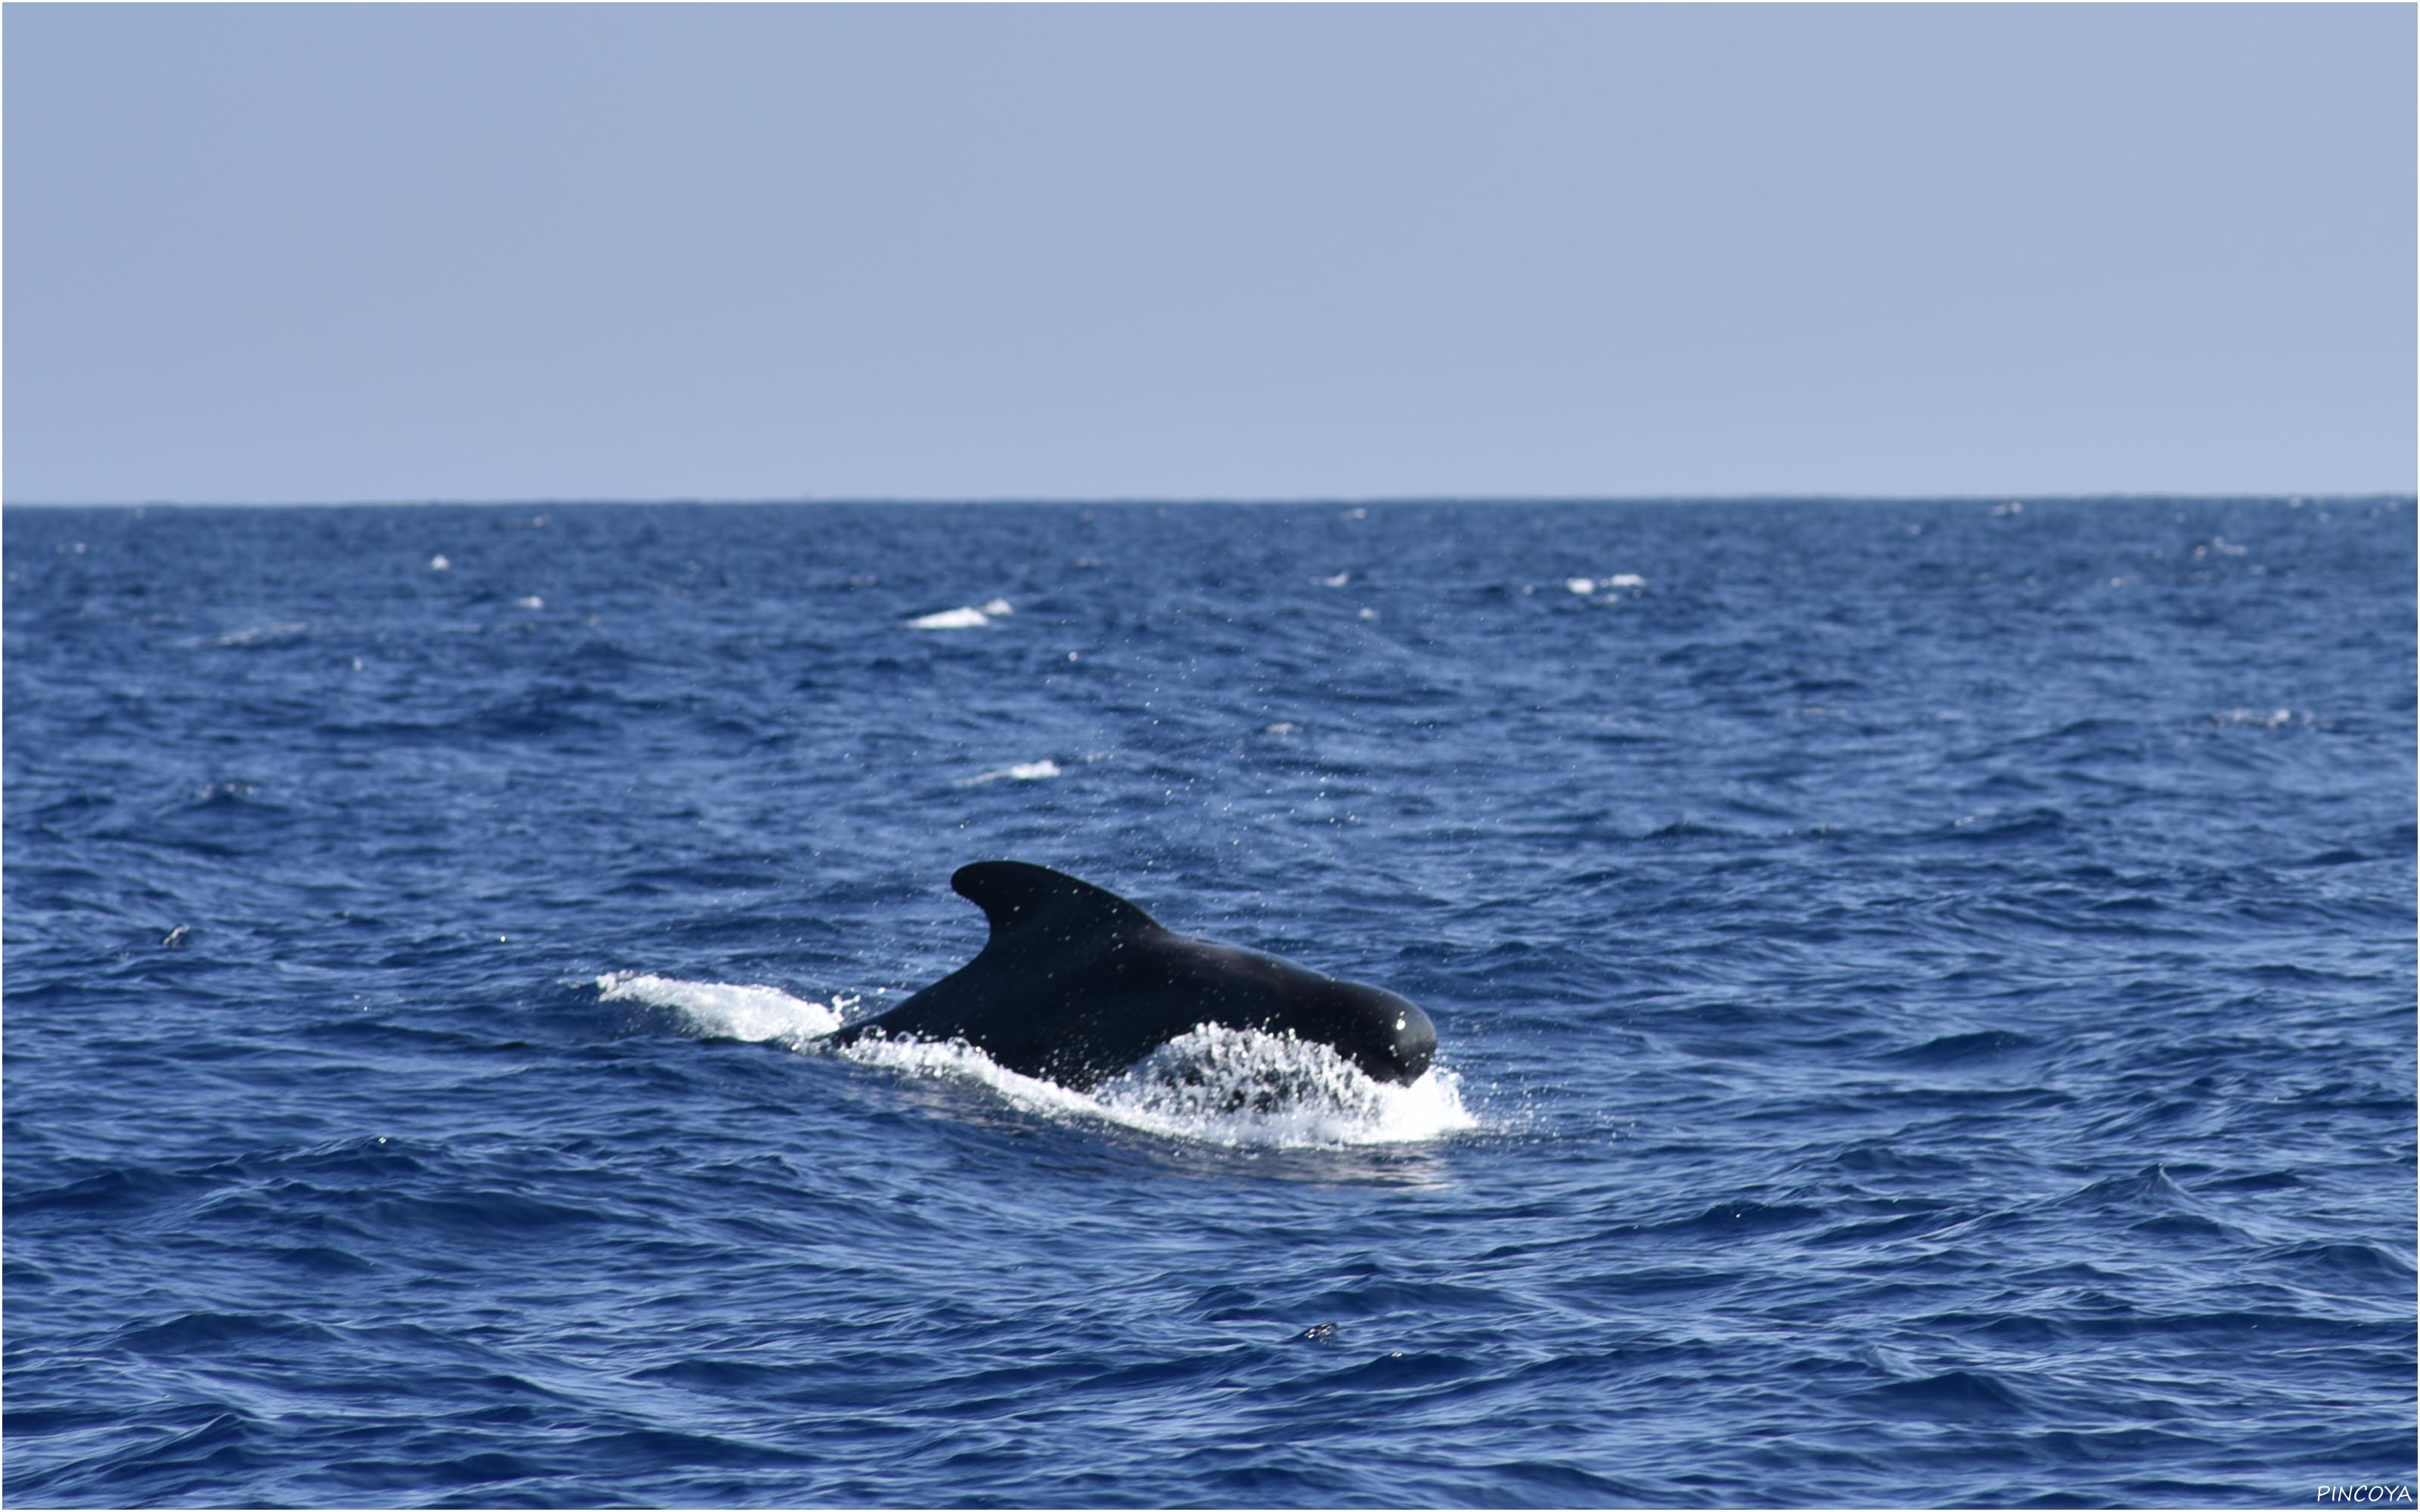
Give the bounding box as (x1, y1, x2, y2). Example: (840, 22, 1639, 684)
(1320, 572, 1351, 587)
(428, 554, 451, 572)
(908, 598, 1011, 630)
(907, 606, 993, 630)
(954, 760, 1063, 787)
(596, 971, 845, 1046)
(1570, 573, 1645, 596)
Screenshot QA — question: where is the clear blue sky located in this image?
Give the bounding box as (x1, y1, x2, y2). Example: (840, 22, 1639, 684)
(5, 4, 2412, 503)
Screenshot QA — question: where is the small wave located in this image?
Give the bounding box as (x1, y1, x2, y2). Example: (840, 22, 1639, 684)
(10, 1165, 197, 1216)
(186, 780, 263, 808)
(1883, 1030, 2038, 1066)
(1564, 574, 1646, 596)
(1854, 1368, 2034, 1420)
(1643, 820, 1738, 842)
(209, 621, 311, 649)
(114, 1310, 341, 1354)
(270, 1243, 380, 1275)
(596, 972, 844, 1046)
(1648, 1200, 1830, 1240)
(2050, 1163, 2196, 1212)
(954, 760, 1063, 787)
(2259, 1240, 2417, 1281)
(2213, 707, 2297, 730)
(836, 1024, 1475, 1150)
(907, 598, 1013, 630)
(1935, 807, 2067, 844)
(2290, 847, 2368, 867)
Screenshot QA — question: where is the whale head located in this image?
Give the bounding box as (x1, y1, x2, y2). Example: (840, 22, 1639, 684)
(1307, 978, 1436, 1086)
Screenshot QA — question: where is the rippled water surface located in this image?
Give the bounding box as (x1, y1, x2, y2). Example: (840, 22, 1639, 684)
(6, 499, 2414, 1507)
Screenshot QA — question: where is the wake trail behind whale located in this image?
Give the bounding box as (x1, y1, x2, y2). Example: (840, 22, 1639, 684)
(596, 971, 845, 1046)
(596, 971, 1475, 1148)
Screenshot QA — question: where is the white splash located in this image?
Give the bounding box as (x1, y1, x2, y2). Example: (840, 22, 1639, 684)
(1568, 574, 1645, 595)
(1320, 572, 1351, 587)
(954, 760, 1063, 786)
(908, 606, 989, 630)
(513, 596, 544, 610)
(834, 1023, 1474, 1149)
(429, 554, 451, 572)
(1097, 1027, 1475, 1147)
(908, 598, 1013, 630)
(597, 971, 844, 1046)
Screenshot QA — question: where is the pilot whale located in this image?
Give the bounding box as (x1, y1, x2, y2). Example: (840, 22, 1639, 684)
(826, 862, 1436, 1089)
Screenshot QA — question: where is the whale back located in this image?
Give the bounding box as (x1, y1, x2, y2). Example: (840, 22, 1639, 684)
(830, 862, 1435, 1090)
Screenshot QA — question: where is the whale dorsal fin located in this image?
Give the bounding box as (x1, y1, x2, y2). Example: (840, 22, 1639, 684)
(953, 861, 1162, 959)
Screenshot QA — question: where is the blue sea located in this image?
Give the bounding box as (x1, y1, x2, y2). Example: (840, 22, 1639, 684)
(5, 498, 2414, 1509)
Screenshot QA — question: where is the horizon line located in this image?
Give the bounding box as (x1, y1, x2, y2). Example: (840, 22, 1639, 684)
(6, 490, 2412, 510)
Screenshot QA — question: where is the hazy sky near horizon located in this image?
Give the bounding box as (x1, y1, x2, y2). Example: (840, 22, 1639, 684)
(6, 4, 2413, 504)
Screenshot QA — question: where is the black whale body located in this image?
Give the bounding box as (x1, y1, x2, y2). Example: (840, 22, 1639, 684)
(827, 862, 1437, 1090)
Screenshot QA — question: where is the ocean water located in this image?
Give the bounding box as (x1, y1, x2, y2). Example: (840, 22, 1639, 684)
(4, 497, 2413, 1509)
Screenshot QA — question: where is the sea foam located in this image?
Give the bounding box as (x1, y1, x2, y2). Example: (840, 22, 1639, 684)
(954, 759, 1063, 786)
(596, 971, 844, 1046)
(835, 1024, 1474, 1149)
